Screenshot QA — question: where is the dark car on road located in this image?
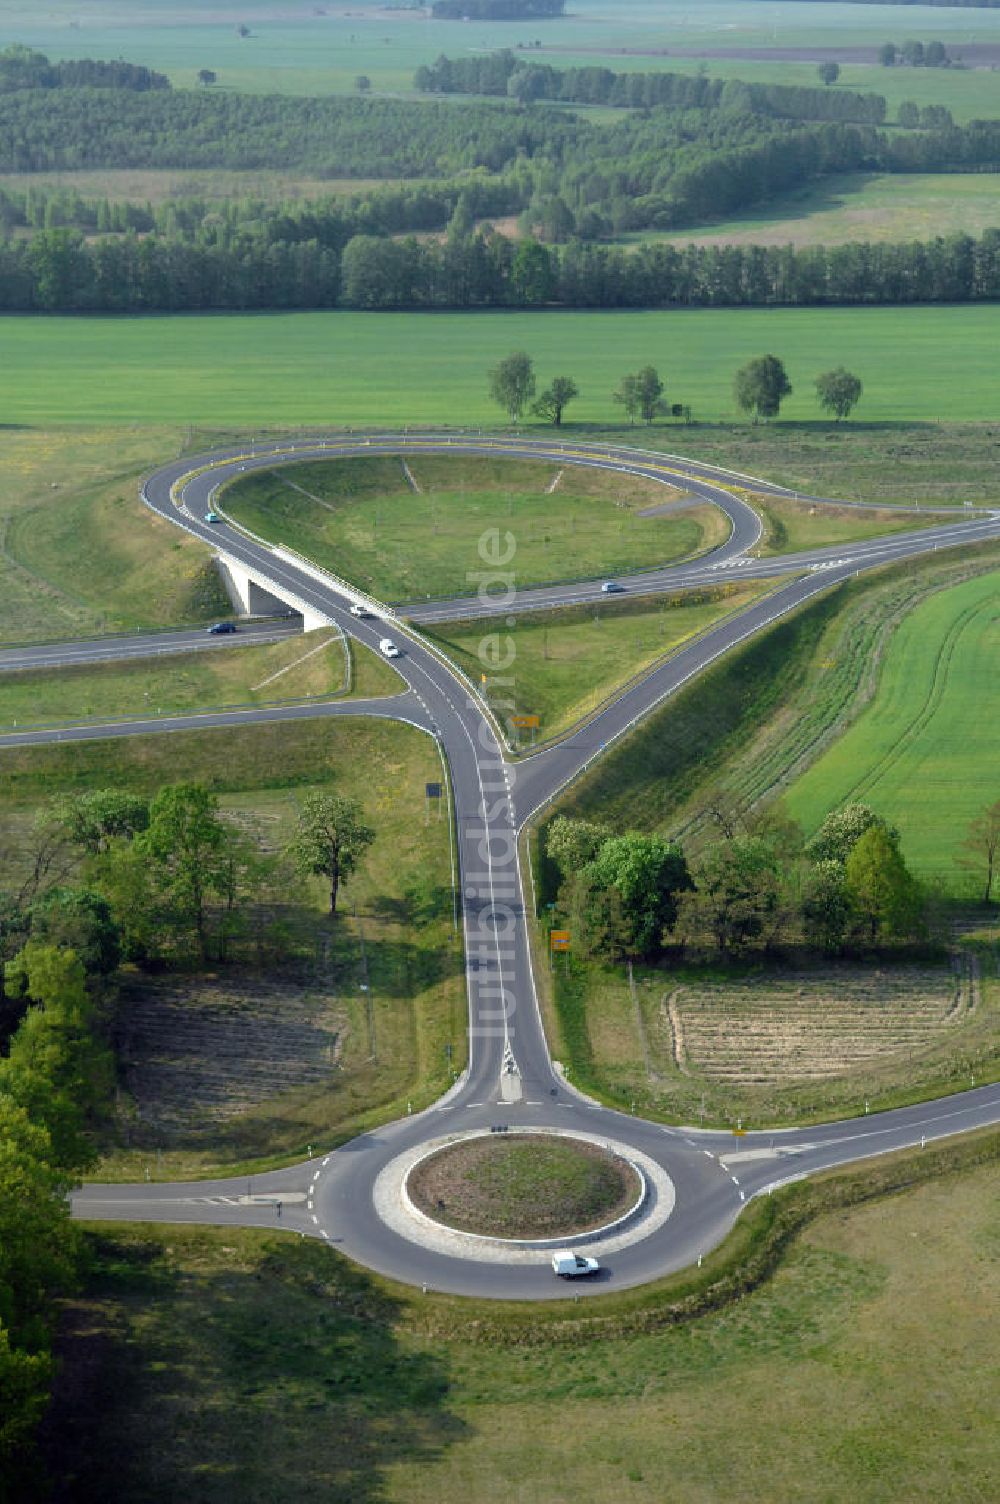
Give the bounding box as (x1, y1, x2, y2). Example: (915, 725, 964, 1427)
(207, 622, 237, 635)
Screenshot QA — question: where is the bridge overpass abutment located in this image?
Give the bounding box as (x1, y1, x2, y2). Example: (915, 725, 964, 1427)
(214, 554, 333, 631)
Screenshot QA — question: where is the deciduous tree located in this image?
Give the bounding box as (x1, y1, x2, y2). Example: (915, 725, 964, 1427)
(636, 365, 666, 424)
(805, 803, 894, 866)
(138, 782, 230, 960)
(546, 816, 612, 880)
(815, 366, 863, 420)
(55, 788, 149, 855)
(584, 833, 691, 959)
(532, 374, 578, 426)
(488, 350, 536, 421)
(613, 372, 640, 425)
(733, 353, 792, 422)
(287, 793, 375, 915)
(844, 825, 923, 942)
(958, 798, 1000, 903)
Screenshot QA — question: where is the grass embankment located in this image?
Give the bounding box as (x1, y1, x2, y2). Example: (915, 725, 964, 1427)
(785, 569, 1000, 885)
(752, 493, 951, 556)
(9, 308, 1000, 426)
(0, 426, 229, 643)
(0, 628, 401, 729)
(554, 543, 1000, 852)
(224, 454, 721, 603)
(407, 1134, 639, 1240)
(0, 717, 463, 1179)
(428, 583, 771, 743)
(597, 420, 1000, 509)
(49, 1133, 1000, 1502)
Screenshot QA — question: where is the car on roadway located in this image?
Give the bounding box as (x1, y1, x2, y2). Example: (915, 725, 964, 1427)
(204, 510, 221, 523)
(551, 1252, 600, 1279)
(207, 622, 237, 635)
(349, 603, 369, 618)
(601, 581, 624, 593)
(379, 637, 401, 658)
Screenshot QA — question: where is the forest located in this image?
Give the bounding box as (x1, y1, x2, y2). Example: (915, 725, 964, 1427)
(416, 54, 890, 124)
(0, 50, 996, 311)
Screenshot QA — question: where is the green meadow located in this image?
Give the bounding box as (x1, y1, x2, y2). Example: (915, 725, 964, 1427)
(223, 454, 724, 603)
(5, 306, 1000, 427)
(651, 174, 1000, 251)
(784, 568, 1000, 888)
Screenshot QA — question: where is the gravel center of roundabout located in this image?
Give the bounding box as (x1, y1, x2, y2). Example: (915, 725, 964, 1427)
(407, 1132, 642, 1240)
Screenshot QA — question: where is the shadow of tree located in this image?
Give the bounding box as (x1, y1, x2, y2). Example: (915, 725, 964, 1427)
(42, 1230, 465, 1504)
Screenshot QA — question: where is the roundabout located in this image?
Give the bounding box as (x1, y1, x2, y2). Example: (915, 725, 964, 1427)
(404, 1131, 643, 1242)
(65, 432, 1000, 1300)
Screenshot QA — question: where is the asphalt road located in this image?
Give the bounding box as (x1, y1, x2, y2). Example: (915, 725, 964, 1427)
(66, 434, 1000, 1299)
(0, 617, 301, 674)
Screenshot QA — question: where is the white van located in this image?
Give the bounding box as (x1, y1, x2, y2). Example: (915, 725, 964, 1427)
(379, 637, 400, 658)
(551, 1251, 600, 1279)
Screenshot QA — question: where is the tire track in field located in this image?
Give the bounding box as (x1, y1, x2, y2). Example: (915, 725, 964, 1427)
(840, 597, 987, 806)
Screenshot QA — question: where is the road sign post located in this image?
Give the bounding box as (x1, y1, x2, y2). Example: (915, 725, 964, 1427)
(550, 928, 570, 968)
(511, 713, 540, 747)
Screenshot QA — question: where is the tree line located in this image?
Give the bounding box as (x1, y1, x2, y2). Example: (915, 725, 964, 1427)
(485, 350, 862, 424)
(431, 0, 565, 14)
(544, 803, 931, 967)
(0, 42, 169, 93)
(416, 51, 891, 125)
(8, 221, 996, 313)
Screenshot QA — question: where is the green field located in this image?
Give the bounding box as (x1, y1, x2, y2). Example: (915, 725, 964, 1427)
(224, 454, 722, 603)
(7, 307, 1000, 427)
(784, 569, 1000, 888)
(553, 545, 1000, 848)
(47, 1146, 1000, 1502)
(650, 173, 1000, 251)
(429, 584, 770, 742)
